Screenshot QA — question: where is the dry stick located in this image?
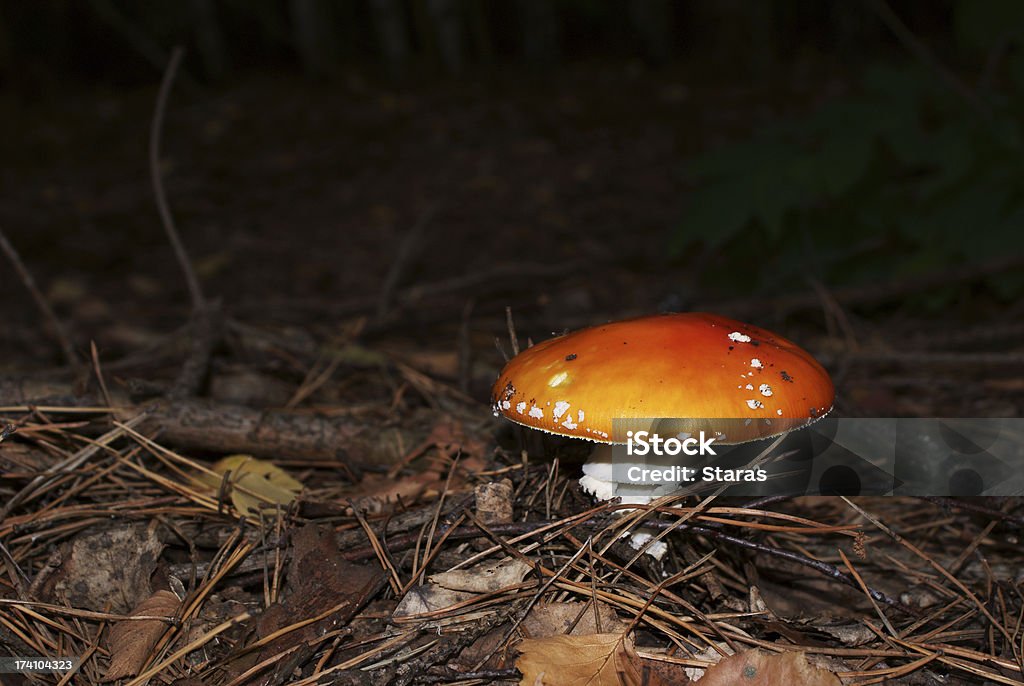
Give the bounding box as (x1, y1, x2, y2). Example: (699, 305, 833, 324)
(246, 260, 584, 321)
(663, 522, 911, 613)
(948, 519, 1000, 578)
(0, 392, 376, 471)
(838, 547, 897, 637)
(910, 322, 1024, 351)
(350, 502, 402, 593)
(0, 413, 149, 519)
(604, 436, 790, 577)
(338, 513, 905, 614)
(0, 599, 174, 624)
(0, 540, 29, 599)
(414, 456, 461, 588)
(0, 228, 79, 370)
(471, 537, 593, 671)
(122, 611, 253, 686)
(150, 46, 202, 311)
(505, 306, 520, 356)
(848, 650, 942, 686)
(841, 496, 1024, 672)
(58, 618, 105, 686)
(212, 598, 367, 679)
(149, 46, 220, 399)
(88, 341, 112, 409)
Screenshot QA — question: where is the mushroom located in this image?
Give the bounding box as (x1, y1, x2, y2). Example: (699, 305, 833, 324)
(490, 312, 834, 514)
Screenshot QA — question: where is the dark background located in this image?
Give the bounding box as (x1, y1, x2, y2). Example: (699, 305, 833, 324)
(2, 0, 1022, 418)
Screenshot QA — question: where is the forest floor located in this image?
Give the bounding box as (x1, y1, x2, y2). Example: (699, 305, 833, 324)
(1, 63, 1022, 684)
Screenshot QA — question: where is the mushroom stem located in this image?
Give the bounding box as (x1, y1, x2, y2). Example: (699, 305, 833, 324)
(579, 443, 672, 559)
(579, 443, 683, 506)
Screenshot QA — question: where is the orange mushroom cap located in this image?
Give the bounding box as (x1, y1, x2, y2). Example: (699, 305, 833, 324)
(490, 313, 834, 444)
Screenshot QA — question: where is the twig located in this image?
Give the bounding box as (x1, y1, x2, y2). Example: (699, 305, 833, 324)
(150, 46, 203, 311)
(149, 46, 220, 399)
(0, 228, 79, 370)
(840, 496, 1023, 671)
(505, 306, 520, 356)
(472, 536, 592, 671)
(89, 341, 113, 409)
(839, 548, 897, 637)
(122, 611, 252, 686)
(170, 299, 221, 398)
(0, 385, 401, 471)
(651, 522, 913, 614)
(919, 496, 1024, 528)
(337, 514, 911, 617)
(0, 413, 149, 519)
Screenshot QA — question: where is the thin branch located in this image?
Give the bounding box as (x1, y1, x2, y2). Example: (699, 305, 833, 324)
(841, 496, 1023, 671)
(150, 46, 205, 311)
(0, 227, 79, 370)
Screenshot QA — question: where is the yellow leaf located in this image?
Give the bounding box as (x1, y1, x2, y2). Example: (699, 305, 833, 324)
(196, 454, 303, 515)
(516, 633, 663, 686)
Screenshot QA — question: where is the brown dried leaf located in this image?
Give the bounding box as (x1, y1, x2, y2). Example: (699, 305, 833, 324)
(103, 589, 180, 681)
(522, 601, 626, 638)
(429, 557, 532, 593)
(249, 524, 387, 684)
(516, 633, 666, 686)
(351, 471, 440, 512)
(41, 523, 164, 613)
(698, 649, 841, 686)
(392, 584, 475, 625)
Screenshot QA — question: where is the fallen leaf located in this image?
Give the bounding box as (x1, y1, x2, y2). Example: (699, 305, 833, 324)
(392, 584, 476, 625)
(39, 523, 164, 613)
(450, 626, 509, 671)
(516, 633, 665, 686)
(474, 480, 514, 526)
(638, 656, 694, 685)
(225, 524, 386, 686)
(196, 454, 302, 515)
(430, 557, 532, 593)
(103, 589, 180, 681)
(698, 649, 841, 685)
(350, 471, 440, 513)
(522, 601, 626, 638)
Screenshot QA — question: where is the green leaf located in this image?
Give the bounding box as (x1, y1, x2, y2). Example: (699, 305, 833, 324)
(671, 181, 756, 254)
(817, 134, 874, 197)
